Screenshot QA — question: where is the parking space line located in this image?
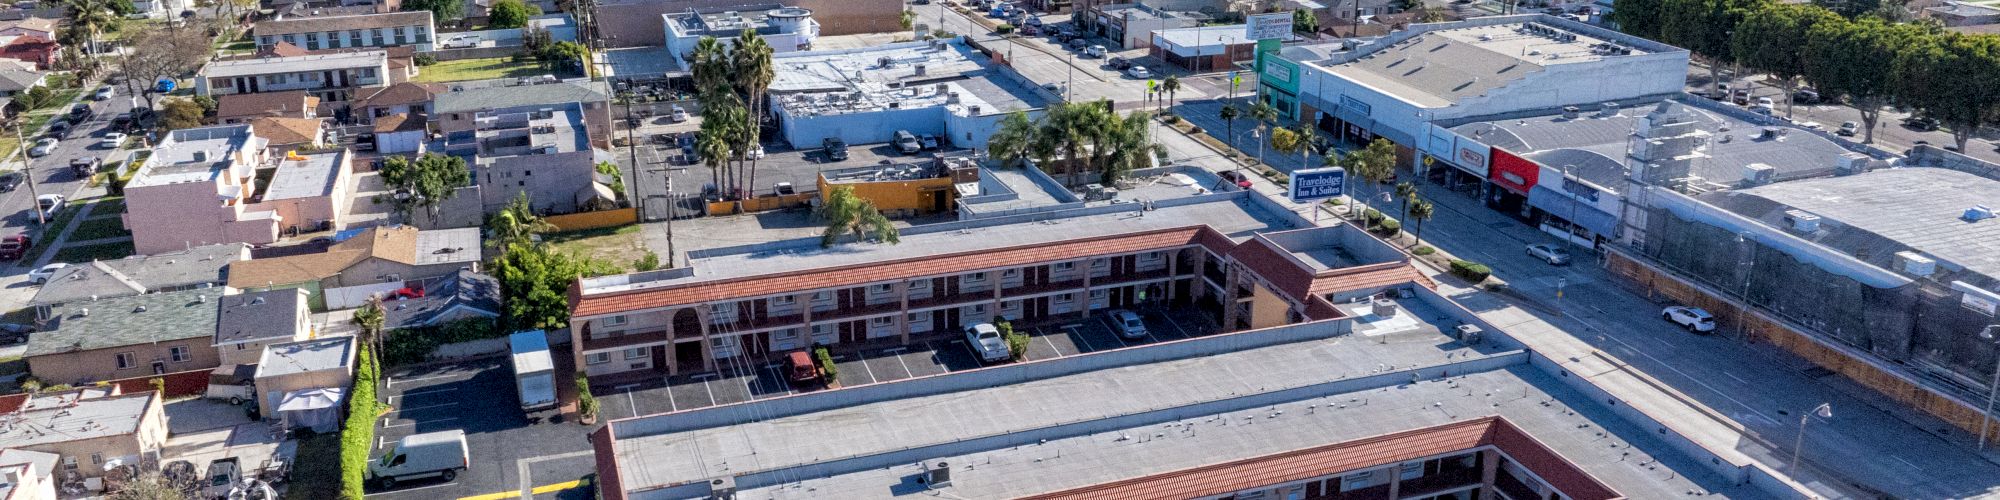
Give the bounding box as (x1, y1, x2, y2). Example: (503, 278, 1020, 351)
(1166, 316, 1192, 339)
(700, 379, 717, 407)
(857, 355, 881, 383)
(390, 387, 457, 399)
(891, 350, 916, 378)
(1091, 319, 1132, 348)
(382, 417, 458, 429)
(390, 402, 459, 413)
(960, 339, 988, 364)
(387, 374, 462, 387)
(1037, 328, 1066, 357)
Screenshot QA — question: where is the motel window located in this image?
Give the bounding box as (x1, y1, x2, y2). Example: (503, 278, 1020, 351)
(586, 353, 609, 364)
(1400, 462, 1423, 480)
(711, 303, 737, 318)
(90, 453, 102, 465)
(968, 304, 987, 315)
(170, 345, 191, 362)
(812, 291, 833, 302)
(1003, 269, 1020, 278)
(871, 316, 894, 327)
(361, 68, 377, 78)
(907, 313, 925, 322)
(115, 352, 135, 369)
(1055, 293, 1075, 304)
(1340, 472, 1373, 491)
(1141, 251, 1163, 262)
(1090, 289, 1107, 299)
(771, 295, 796, 306)
(1055, 262, 1076, 271)
(1090, 258, 1108, 269)
(602, 315, 628, 326)
(624, 348, 647, 360)
(910, 278, 930, 289)
(775, 329, 799, 340)
(966, 272, 987, 283)
(874, 284, 895, 294)
(811, 324, 833, 336)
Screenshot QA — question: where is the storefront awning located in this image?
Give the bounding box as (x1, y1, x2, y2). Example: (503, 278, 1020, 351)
(1528, 186, 1618, 236)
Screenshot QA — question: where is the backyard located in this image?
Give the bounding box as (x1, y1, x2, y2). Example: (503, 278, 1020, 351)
(414, 57, 550, 83)
(546, 224, 651, 272)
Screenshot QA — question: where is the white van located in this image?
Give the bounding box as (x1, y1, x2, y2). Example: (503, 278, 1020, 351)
(368, 430, 469, 489)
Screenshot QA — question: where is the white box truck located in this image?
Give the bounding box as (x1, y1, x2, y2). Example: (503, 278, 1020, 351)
(510, 331, 558, 413)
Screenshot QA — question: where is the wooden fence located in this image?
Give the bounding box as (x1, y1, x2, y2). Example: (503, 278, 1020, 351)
(546, 208, 638, 232)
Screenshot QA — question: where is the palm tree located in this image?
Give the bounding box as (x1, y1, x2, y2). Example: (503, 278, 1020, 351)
(689, 37, 730, 100)
(988, 111, 1038, 168)
(1394, 181, 1416, 222)
(63, 0, 117, 66)
(733, 31, 774, 195)
(488, 192, 555, 247)
(1291, 122, 1317, 168)
(1101, 110, 1160, 184)
(1409, 198, 1435, 248)
(1219, 104, 1240, 149)
(821, 186, 899, 247)
(696, 98, 742, 195)
(1249, 101, 1278, 129)
(1160, 75, 1181, 112)
(351, 297, 387, 402)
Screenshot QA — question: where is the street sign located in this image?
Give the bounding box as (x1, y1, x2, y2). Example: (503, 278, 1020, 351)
(1247, 12, 1293, 41)
(1289, 167, 1345, 203)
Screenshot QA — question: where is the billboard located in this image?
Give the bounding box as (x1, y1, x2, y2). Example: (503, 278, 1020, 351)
(1289, 167, 1346, 203)
(1247, 12, 1293, 41)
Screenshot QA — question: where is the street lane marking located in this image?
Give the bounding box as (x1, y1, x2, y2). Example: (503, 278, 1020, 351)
(389, 402, 459, 413)
(1724, 372, 1749, 385)
(1562, 310, 1776, 422)
(388, 374, 463, 387)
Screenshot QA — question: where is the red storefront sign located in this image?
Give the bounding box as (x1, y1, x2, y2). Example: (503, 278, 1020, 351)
(1488, 148, 1539, 195)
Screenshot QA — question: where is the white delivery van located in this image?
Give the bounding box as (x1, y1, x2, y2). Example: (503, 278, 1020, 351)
(368, 429, 469, 489)
(510, 330, 558, 413)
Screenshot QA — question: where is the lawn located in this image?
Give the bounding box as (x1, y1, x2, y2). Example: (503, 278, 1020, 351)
(285, 432, 342, 500)
(51, 240, 134, 263)
(67, 216, 129, 242)
(545, 224, 651, 272)
(414, 57, 547, 83)
(18, 204, 82, 263)
(0, 114, 57, 160)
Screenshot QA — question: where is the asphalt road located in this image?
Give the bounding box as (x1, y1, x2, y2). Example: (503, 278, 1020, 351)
(0, 86, 137, 310)
(1683, 63, 2000, 163)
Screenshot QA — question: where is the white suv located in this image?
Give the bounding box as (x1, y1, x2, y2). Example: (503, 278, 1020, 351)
(1662, 306, 1716, 333)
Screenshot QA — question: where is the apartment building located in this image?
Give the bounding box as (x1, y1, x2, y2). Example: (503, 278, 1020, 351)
(120, 125, 275, 255)
(434, 79, 612, 150)
(196, 50, 392, 103)
(254, 11, 436, 51)
(568, 198, 1426, 382)
(455, 102, 613, 214)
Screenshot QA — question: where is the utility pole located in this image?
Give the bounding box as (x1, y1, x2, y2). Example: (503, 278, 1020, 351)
(15, 123, 41, 225)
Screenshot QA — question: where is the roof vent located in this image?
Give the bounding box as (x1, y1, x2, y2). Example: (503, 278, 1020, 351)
(133, 305, 146, 313)
(1561, 106, 1579, 119)
(250, 296, 266, 305)
(192, 151, 207, 162)
(78, 308, 87, 317)
(1782, 210, 1821, 233)
(1965, 205, 1995, 222)
(198, 294, 207, 303)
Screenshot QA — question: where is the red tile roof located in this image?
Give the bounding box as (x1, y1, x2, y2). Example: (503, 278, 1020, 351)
(1308, 262, 1435, 296)
(571, 227, 1237, 318)
(1022, 416, 1622, 500)
(1227, 237, 1316, 300)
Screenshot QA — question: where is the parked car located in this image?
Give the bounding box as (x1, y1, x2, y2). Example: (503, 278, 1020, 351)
(669, 105, 689, 123)
(1525, 243, 1570, 266)
(1730, 89, 1751, 106)
(99, 132, 126, 149)
(1836, 121, 1859, 137)
(965, 323, 1009, 363)
(367, 430, 470, 489)
(202, 458, 241, 499)
(1107, 56, 1131, 70)
(1662, 306, 1716, 333)
(920, 135, 941, 150)
(1753, 97, 1774, 110)
(1024, 16, 1042, 26)
(823, 137, 849, 161)
(1125, 66, 1151, 79)
(1068, 38, 1087, 50)
(787, 351, 820, 386)
(35, 194, 63, 220)
(26, 138, 56, 158)
(67, 103, 91, 121)
(388, 287, 426, 300)
(1085, 44, 1107, 58)
(27, 263, 68, 284)
(44, 120, 68, 139)
(1793, 88, 1820, 104)
(1218, 170, 1252, 189)
(0, 323, 32, 344)
(1707, 82, 1730, 100)
(0, 172, 20, 192)
(1904, 115, 1940, 131)
(1106, 309, 1148, 339)
(1798, 121, 1824, 131)
(893, 130, 921, 154)
(0, 234, 28, 260)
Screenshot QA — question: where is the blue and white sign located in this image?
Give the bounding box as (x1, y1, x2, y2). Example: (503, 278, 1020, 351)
(1289, 167, 1346, 203)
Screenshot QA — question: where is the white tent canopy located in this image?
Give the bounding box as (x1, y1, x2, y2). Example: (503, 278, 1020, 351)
(277, 387, 345, 433)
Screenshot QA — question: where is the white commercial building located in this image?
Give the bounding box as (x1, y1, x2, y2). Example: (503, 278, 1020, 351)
(768, 39, 1048, 150)
(663, 6, 819, 69)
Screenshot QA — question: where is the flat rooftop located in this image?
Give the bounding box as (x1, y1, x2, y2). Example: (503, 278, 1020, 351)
(1450, 100, 1867, 192)
(0, 391, 155, 449)
(263, 150, 344, 201)
(132, 125, 265, 188)
(606, 296, 1765, 499)
(666, 6, 796, 36)
(582, 195, 1299, 295)
(256, 336, 354, 378)
(1704, 167, 2000, 281)
(769, 40, 987, 93)
(1316, 19, 1654, 107)
(777, 79, 1030, 118)
(202, 50, 387, 78)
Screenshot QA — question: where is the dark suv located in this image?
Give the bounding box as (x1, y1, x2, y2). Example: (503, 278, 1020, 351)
(823, 137, 850, 161)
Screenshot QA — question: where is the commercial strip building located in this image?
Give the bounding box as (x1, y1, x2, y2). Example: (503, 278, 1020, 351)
(768, 39, 1050, 150)
(592, 0, 896, 48)
(1147, 24, 1271, 73)
(1087, 3, 1199, 49)
(566, 189, 1426, 382)
(587, 272, 1807, 499)
(662, 6, 818, 68)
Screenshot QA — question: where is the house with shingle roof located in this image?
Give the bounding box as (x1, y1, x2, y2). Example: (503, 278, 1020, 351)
(217, 91, 320, 124)
(25, 288, 226, 384)
(228, 226, 481, 310)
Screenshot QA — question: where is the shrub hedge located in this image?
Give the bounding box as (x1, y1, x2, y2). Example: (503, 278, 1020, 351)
(575, 373, 598, 421)
(997, 319, 1028, 360)
(813, 345, 838, 384)
(1412, 246, 1436, 256)
(1363, 208, 1383, 224)
(1449, 260, 1492, 282)
(381, 318, 502, 367)
(1371, 218, 1401, 236)
(340, 348, 384, 499)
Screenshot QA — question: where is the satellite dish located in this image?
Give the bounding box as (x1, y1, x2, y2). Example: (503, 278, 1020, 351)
(154, 78, 175, 93)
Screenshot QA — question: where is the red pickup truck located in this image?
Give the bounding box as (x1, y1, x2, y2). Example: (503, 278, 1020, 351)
(0, 235, 31, 260)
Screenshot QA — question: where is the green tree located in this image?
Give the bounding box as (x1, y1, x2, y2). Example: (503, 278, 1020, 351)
(1293, 9, 1319, 35)
(160, 98, 205, 130)
(1661, 0, 1759, 95)
(1290, 122, 1317, 168)
(1609, 0, 1665, 38)
(487, 192, 555, 247)
(522, 26, 554, 54)
(349, 296, 387, 401)
(1894, 33, 2000, 151)
(1219, 104, 1240, 149)
(1813, 0, 1878, 18)
(821, 186, 898, 247)
(1408, 198, 1434, 247)
(1100, 110, 1160, 183)
(1394, 181, 1416, 221)
(988, 111, 1039, 167)
(403, 0, 465, 24)
(1269, 126, 1304, 167)
(110, 472, 193, 500)
(493, 243, 617, 329)
(696, 96, 744, 195)
(380, 153, 472, 221)
(1346, 138, 1398, 224)
(733, 30, 775, 195)
(62, 0, 119, 66)
(594, 161, 626, 201)
(1160, 74, 1181, 112)
(488, 0, 541, 28)
(1804, 17, 1915, 144)
(13, 86, 53, 110)
(1731, 3, 1841, 118)
(536, 41, 590, 76)
(901, 9, 916, 31)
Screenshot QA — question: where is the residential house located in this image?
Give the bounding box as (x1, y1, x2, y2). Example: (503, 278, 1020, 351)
(0, 35, 57, 70)
(433, 79, 612, 150)
(254, 336, 355, 411)
(120, 125, 276, 255)
(457, 101, 614, 214)
(254, 11, 436, 51)
(1925, 1, 2000, 26)
(381, 269, 499, 330)
(213, 288, 313, 366)
(0, 18, 56, 39)
(28, 243, 249, 318)
(0, 391, 167, 479)
(226, 225, 481, 310)
(0, 450, 59, 500)
(250, 116, 330, 152)
(196, 50, 392, 104)
(372, 112, 427, 154)
(352, 82, 440, 125)
(25, 288, 224, 384)
(255, 149, 354, 235)
(0, 68, 41, 97)
(216, 91, 320, 124)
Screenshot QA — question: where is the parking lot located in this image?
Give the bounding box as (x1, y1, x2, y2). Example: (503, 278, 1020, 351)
(596, 307, 1218, 420)
(368, 358, 597, 499)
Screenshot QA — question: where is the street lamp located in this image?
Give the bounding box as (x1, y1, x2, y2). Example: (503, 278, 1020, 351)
(1978, 325, 2000, 450)
(1792, 403, 1831, 471)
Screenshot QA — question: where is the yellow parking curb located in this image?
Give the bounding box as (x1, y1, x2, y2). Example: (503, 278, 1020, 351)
(456, 479, 584, 500)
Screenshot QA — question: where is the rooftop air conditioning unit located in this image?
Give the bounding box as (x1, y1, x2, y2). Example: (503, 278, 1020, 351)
(705, 477, 737, 499)
(1741, 163, 1775, 185)
(915, 64, 927, 75)
(924, 462, 952, 489)
(1561, 106, 1579, 119)
(1782, 210, 1821, 233)
(1894, 251, 1937, 277)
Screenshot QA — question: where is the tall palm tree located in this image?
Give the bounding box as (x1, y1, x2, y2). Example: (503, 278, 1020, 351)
(1219, 104, 1240, 149)
(488, 192, 554, 247)
(1101, 110, 1160, 184)
(988, 111, 1038, 168)
(732, 31, 775, 196)
(689, 37, 730, 100)
(1160, 75, 1181, 112)
(696, 98, 742, 195)
(1394, 181, 1416, 222)
(63, 0, 117, 66)
(1290, 122, 1317, 168)
(351, 296, 387, 402)
(1409, 199, 1435, 248)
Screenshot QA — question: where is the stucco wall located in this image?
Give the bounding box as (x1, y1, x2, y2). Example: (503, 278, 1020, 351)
(29, 342, 222, 386)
